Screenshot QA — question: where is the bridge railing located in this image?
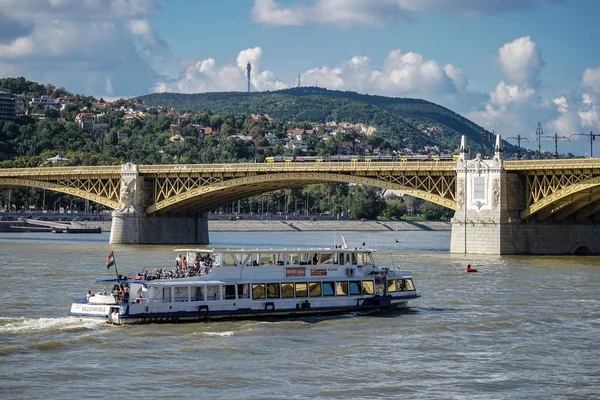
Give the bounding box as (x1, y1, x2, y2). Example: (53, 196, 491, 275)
(138, 161, 457, 174)
(504, 159, 600, 170)
(0, 165, 122, 177)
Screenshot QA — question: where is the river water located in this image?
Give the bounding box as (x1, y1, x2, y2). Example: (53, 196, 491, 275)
(0, 231, 598, 399)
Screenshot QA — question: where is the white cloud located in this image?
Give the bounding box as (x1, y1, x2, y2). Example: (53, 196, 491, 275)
(547, 95, 580, 135)
(251, 0, 563, 27)
(498, 36, 545, 88)
(582, 66, 600, 94)
(155, 47, 287, 93)
(157, 47, 466, 102)
(0, 0, 164, 96)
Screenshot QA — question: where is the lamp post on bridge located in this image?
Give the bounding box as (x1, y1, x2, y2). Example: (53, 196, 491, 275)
(541, 133, 570, 159)
(570, 131, 600, 158)
(507, 135, 529, 160)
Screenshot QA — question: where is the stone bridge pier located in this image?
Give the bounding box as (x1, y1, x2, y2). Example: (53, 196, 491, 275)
(450, 136, 600, 255)
(109, 163, 209, 245)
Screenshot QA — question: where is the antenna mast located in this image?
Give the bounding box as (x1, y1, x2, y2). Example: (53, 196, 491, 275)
(246, 62, 251, 93)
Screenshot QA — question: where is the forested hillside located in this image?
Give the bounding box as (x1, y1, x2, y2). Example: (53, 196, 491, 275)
(137, 87, 517, 154)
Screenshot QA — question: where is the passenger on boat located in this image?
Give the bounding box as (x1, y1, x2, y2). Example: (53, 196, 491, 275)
(182, 257, 188, 267)
(86, 290, 93, 300)
(123, 288, 130, 303)
(175, 254, 182, 267)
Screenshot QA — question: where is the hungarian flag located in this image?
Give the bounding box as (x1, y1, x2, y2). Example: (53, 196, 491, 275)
(107, 252, 115, 270)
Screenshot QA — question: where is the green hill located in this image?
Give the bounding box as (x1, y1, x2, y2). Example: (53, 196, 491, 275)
(137, 87, 515, 154)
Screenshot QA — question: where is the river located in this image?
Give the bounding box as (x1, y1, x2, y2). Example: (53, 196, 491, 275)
(0, 231, 598, 399)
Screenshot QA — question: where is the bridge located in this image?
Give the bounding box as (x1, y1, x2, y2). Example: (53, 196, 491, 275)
(1, 135, 600, 254)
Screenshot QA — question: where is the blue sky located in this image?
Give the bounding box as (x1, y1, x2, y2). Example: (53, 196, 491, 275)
(1, 0, 600, 155)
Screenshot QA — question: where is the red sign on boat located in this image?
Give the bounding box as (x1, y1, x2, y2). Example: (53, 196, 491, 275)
(286, 267, 306, 277)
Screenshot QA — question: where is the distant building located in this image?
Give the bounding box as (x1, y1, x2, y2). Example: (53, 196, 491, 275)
(0, 88, 17, 121)
(30, 95, 60, 110)
(75, 112, 96, 131)
(92, 122, 109, 134)
(265, 133, 282, 146)
(285, 140, 308, 152)
(250, 113, 274, 122)
(170, 134, 185, 143)
(117, 131, 128, 142)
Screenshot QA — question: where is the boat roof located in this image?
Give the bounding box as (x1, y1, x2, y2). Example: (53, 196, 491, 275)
(145, 280, 227, 287)
(174, 247, 374, 254)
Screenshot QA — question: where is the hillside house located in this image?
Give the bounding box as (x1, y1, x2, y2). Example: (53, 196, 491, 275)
(75, 112, 96, 131)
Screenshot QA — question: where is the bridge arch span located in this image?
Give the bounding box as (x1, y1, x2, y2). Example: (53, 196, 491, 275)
(147, 172, 457, 214)
(520, 176, 600, 220)
(0, 178, 120, 209)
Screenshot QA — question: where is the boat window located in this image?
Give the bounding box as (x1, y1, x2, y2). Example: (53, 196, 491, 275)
(406, 279, 415, 291)
(275, 254, 285, 266)
(174, 287, 189, 302)
(322, 281, 335, 296)
(357, 252, 374, 265)
(336, 281, 348, 296)
(287, 254, 300, 265)
(267, 283, 280, 298)
(236, 253, 251, 266)
(343, 253, 353, 265)
(222, 253, 236, 267)
(252, 283, 266, 299)
(309, 282, 322, 297)
(237, 284, 250, 299)
(387, 279, 397, 293)
(320, 253, 333, 264)
(206, 285, 220, 301)
(362, 280, 374, 295)
(248, 253, 260, 266)
(295, 282, 308, 298)
(349, 281, 362, 295)
(281, 283, 294, 298)
(224, 285, 236, 300)
(192, 286, 204, 301)
(259, 253, 274, 266)
(162, 287, 171, 302)
(397, 279, 406, 292)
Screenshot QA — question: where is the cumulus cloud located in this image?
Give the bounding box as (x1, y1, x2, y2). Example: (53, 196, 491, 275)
(578, 66, 600, 131)
(251, 0, 563, 27)
(157, 47, 466, 103)
(155, 47, 287, 93)
(498, 36, 545, 88)
(468, 36, 549, 138)
(0, 0, 164, 96)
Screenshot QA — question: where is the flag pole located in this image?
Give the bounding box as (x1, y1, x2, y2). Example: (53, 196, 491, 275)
(108, 251, 121, 283)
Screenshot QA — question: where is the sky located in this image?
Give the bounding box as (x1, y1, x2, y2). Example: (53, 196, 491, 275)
(1, 0, 600, 155)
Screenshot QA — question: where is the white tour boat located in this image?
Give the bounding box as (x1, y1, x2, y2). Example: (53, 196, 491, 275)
(69, 240, 420, 325)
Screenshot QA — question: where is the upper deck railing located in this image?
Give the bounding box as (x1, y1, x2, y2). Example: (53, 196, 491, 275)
(503, 159, 600, 171)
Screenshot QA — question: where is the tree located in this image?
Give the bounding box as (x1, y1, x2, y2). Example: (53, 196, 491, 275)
(421, 202, 454, 220)
(384, 199, 406, 220)
(348, 185, 386, 220)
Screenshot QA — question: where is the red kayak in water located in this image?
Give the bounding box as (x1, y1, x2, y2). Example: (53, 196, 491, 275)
(465, 264, 478, 273)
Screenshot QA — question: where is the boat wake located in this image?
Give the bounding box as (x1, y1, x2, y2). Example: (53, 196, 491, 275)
(0, 316, 104, 334)
(201, 331, 234, 337)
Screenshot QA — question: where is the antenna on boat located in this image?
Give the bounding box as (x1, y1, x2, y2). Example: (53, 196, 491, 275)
(341, 233, 348, 249)
(390, 252, 397, 270)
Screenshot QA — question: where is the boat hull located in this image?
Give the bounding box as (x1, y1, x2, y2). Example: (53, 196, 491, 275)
(69, 296, 418, 325)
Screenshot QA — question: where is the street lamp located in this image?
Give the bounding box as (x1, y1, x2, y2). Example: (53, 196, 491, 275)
(570, 131, 600, 158)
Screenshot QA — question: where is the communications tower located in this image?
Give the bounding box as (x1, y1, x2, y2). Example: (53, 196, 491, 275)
(246, 62, 251, 93)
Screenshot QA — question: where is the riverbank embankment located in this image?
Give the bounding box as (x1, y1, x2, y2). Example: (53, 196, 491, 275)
(207, 220, 450, 232)
(1, 219, 450, 233)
